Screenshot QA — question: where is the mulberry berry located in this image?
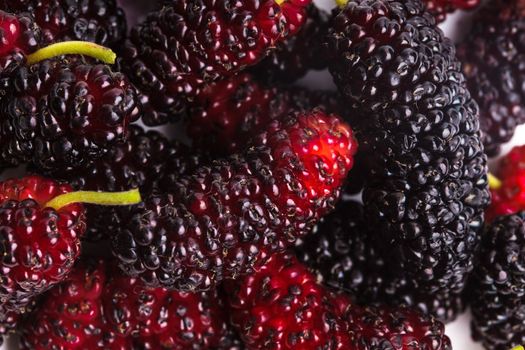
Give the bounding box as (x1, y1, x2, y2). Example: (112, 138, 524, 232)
(0, 56, 139, 172)
(113, 111, 357, 291)
(297, 200, 465, 322)
(1, 0, 126, 49)
(119, 0, 312, 125)
(224, 252, 350, 350)
(187, 72, 343, 156)
(470, 213, 525, 350)
(33, 125, 209, 241)
(102, 268, 229, 349)
(327, 0, 490, 320)
(0, 176, 85, 315)
(457, 0, 525, 155)
(249, 5, 331, 85)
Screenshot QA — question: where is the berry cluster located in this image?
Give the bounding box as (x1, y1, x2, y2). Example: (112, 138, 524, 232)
(3, 0, 525, 349)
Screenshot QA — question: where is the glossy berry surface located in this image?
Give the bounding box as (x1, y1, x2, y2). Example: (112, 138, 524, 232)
(0, 57, 139, 172)
(225, 252, 349, 350)
(187, 72, 343, 156)
(488, 146, 525, 221)
(1, 0, 126, 49)
(35, 125, 209, 241)
(297, 200, 464, 323)
(0, 11, 41, 77)
(343, 304, 453, 349)
(113, 111, 357, 291)
(327, 0, 490, 319)
(249, 4, 330, 85)
(457, 0, 525, 155)
(425, 0, 479, 22)
(120, 0, 312, 125)
(470, 213, 525, 350)
(0, 176, 84, 314)
(103, 270, 229, 349)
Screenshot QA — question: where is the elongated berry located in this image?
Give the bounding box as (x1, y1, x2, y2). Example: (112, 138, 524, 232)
(120, 0, 312, 125)
(327, 0, 490, 320)
(113, 111, 357, 291)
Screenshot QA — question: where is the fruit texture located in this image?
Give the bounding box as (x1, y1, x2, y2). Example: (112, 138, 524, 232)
(0, 176, 84, 316)
(34, 125, 209, 241)
(297, 200, 464, 322)
(425, 0, 480, 23)
(1, 0, 126, 49)
(0, 57, 139, 172)
(113, 111, 357, 292)
(487, 145, 525, 221)
(103, 270, 229, 349)
(249, 4, 330, 85)
(224, 252, 349, 350)
(0, 11, 41, 77)
(19, 260, 132, 350)
(119, 0, 312, 126)
(343, 304, 453, 349)
(457, 0, 525, 155)
(470, 213, 525, 350)
(327, 0, 490, 320)
(187, 72, 343, 156)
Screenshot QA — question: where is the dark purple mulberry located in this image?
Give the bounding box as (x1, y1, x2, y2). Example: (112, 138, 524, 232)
(457, 0, 525, 156)
(327, 0, 490, 320)
(1, 0, 127, 49)
(0, 57, 139, 172)
(113, 111, 357, 291)
(119, 0, 312, 126)
(470, 212, 525, 350)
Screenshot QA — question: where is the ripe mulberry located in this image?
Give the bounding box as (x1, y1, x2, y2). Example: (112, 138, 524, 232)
(457, 0, 525, 156)
(0, 176, 85, 315)
(187, 72, 342, 156)
(0, 57, 139, 172)
(102, 268, 229, 349)
(119, 0, 312, 125)
(327, 0, 490, 320)
(297, 200, 465, 322)
(113, 111, 357, 291)
(249, 4, 331, 85)
(33, 125, 209, 241)
(1, 0, 126, 49)
(470, 213, 525, 350)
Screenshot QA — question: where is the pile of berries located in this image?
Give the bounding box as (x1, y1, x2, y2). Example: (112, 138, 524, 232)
(2, 0, 525, 350)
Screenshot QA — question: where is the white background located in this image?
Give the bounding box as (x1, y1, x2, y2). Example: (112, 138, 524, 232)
(2, 0, 522, 348)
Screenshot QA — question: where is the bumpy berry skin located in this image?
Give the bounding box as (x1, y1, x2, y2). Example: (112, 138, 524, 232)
(470, 213, 525, 350)
(487, 146, 525, 221)
(0, 57, 139, 172)
(297, 200, 464, 322)
(343, 304, 453, 349)
(103, 271, 229, 349)
(1, 0, 126, 49)
(249, 5, 330, 85)
(225, 252, 349, 350)
(120, 0, 312, 126)
(0, 10, 40, 73)
(457, 0, 525, 156)
(20, 260, 108, 350)
(113, 111, 357, 291)
(34, 125, 209, 241)
(327, 0, 490, 319)
(187, 72, 342, 156)
(424, 0, 479, 23)
(0, 176, 85, 314)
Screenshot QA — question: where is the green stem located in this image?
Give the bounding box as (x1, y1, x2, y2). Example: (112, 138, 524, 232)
(26, 41, 116, 65)
(336, 0, 349, 7)
(488, 173, 502, 191)
(46, 189, 141, 211)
